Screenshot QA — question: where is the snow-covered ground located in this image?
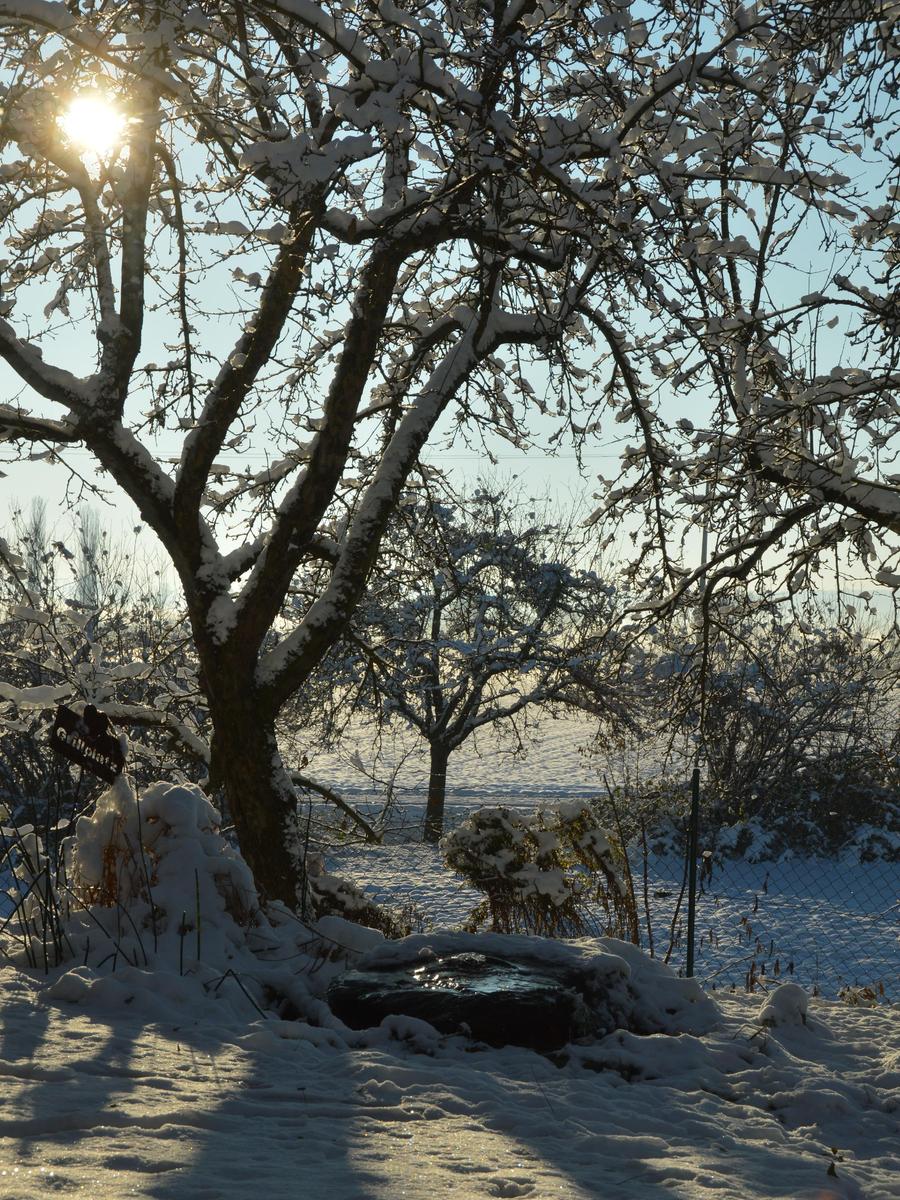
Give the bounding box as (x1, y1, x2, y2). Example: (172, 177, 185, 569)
(0, 955, 898, 1198)
(0, 758, 896, 1200)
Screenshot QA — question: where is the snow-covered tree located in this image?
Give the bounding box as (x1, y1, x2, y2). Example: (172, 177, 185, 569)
(333, 484, 620, 840)
(0, 0, 896, 906)
(583, 3, 900, 609)
(633, 601, 900, 847)
(0, 522, 205, 811)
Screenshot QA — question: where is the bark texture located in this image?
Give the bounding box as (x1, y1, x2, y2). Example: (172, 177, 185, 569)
(424, 740, 451, 845)
(206, 670, 303, 908)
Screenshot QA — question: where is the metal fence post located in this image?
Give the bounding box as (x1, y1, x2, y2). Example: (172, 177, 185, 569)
(686, 766, 701, 977)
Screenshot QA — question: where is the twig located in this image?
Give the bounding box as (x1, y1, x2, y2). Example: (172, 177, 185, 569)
(639, 819, 655, 958)
(207, 968, 269, 1019)
(132, 791, 158, 953)
(664, 819, 691, 966)
(603, 776, 640, 944)
(290, 771, 382, 844)
(195, 869, 201, 961)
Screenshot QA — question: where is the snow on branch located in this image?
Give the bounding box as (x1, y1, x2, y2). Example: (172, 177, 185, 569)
(0, 319, 93, 409)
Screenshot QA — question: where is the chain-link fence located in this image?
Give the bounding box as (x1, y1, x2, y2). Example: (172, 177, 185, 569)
(320, 796, 899, 1002)
(628, 847, 898, 1001)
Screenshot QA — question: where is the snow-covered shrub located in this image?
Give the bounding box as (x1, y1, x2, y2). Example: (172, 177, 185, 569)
(306, 855, 417, 939)
(849, 817, 900, 863)
(620, 611, 900, 857)
(596, 754, 900, 864)
(1, 775, 263, 971)
(709, 788, 900, 864)
(64, 777, 259, 959)
(442, 804, 638, 939)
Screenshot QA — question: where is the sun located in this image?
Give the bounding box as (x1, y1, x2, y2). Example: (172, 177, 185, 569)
(58, 93, 125, 158)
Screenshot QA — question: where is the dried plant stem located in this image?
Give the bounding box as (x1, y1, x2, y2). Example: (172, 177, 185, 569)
(60, 883, 137, 967)
(639, 821, 655, 959)
(603, 778, 640, 945)
(207, 969, 268, 1019)
(195, 869, 201, 961)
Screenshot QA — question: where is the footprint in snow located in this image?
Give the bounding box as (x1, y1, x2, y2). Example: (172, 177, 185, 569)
(486, 1179, 535, 1197)
(358, 1079, 405, 1106)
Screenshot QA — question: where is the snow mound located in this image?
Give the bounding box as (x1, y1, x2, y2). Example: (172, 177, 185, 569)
(313, 913, 386, 958)
(758, 982, 810, 1027)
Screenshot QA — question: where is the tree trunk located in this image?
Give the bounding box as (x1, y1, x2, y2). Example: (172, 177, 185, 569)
(424, 740, 451, 844)
(208, 689, 306, 910)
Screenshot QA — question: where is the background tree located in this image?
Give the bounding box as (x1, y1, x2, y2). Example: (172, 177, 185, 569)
(0, 1, 896, 906)
(330, 482, 623, 841)
(623, 598, 900, 853)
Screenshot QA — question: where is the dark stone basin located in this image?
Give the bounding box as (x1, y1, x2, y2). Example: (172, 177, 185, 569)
(328, 949, 611, 1050)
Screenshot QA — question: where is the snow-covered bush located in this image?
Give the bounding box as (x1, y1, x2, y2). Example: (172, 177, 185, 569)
(69, 777, 256, 920)
(442, 804, 638, 940)
(591, 610, 900, 860)
(849, 817, 900, 864)
(2, 776, 261, 971)
(305, 855, 418, 939)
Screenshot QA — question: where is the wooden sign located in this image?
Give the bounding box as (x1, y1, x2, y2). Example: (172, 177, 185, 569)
(50, 704, 125, 784)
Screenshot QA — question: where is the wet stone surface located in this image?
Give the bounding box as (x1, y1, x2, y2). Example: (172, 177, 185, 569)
(328, 950, 616, 1050)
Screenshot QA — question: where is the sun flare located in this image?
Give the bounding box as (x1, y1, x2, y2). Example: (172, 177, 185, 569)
(59, 93, 125, 158)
